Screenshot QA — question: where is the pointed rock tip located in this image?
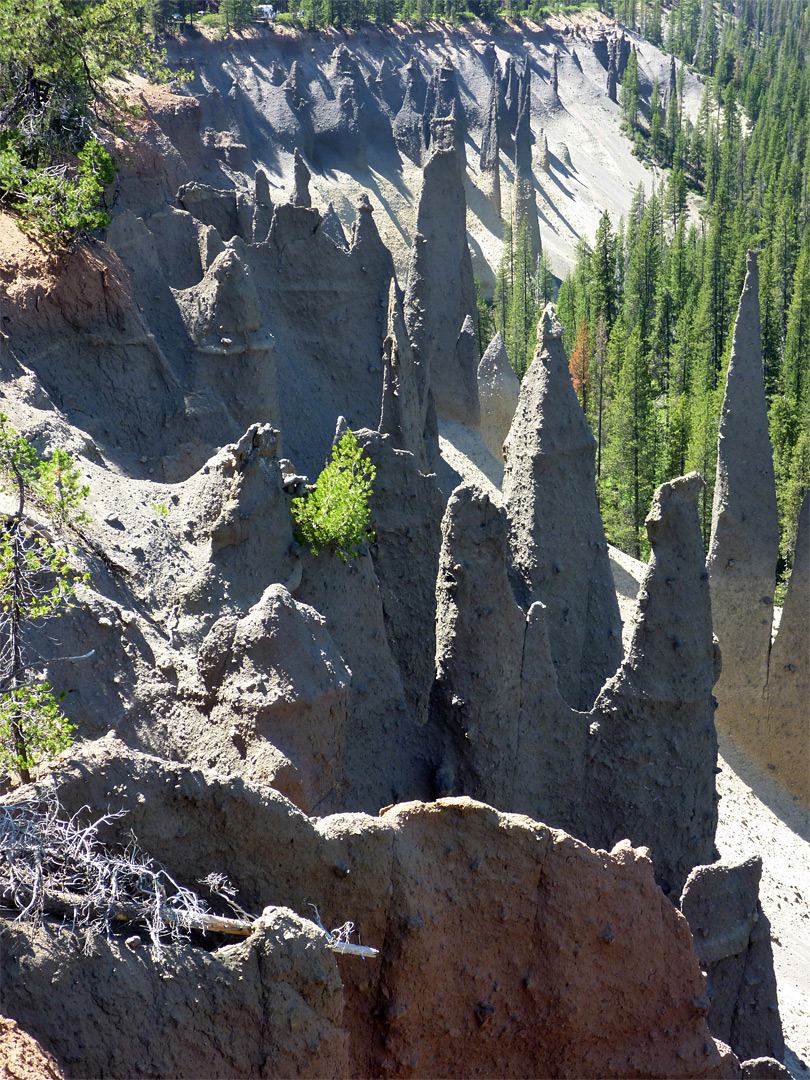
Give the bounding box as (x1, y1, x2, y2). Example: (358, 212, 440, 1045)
(537, 304, 564, 344)
(645, 471, 703, 539)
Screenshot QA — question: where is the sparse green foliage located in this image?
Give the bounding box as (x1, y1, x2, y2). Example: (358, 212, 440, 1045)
(291, 431, 376, 562)
(0, 415, 87, 782)
(0, 0, 181, 246)
(35, 449, 90, 525)
(0, 682, 73, 779)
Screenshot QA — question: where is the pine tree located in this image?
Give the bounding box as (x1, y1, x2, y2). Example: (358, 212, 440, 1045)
(601, 324, 658, 558)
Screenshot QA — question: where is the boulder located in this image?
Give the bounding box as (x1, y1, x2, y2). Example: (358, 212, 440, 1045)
(0, 908, 347, 1080)
(680, 857, 784, 1063)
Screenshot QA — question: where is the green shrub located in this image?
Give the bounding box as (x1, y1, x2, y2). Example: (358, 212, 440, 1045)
(0, 416, 88, 782)
(274, 12, 304, 26)
(0, 136, 115, 246)
(291, 431, 376, 562)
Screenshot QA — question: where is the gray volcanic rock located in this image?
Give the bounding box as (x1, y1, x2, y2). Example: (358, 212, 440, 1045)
(2, 744, 735, 1080)
(537, 127, 550, 171)
(284, 59, 310, 109)
(454, 315, 482, 429)
(374, 55, 404, 114)
(681, 857, 784, 1063)
(479, 65, 501, 216)
(403, 118, 479, 427)
(206, 583, 350, 815)
(607, 56, 618, 102)
(312, 44, 395, 169)
(297, 543, 418, 812)
(583, 473, 719, 897)
(0, 907, 348, 1080)
(478, 330, 519, 462)
(252, 166, 274, 242)
(289, 147, 312, 207)
(763, 491, 809, 806)
(251, 195, 394, 476)
(174, 241, 280, 437)
(741, 1059, 792, 1079)
(379, 281, 426, 467)
(512, 87, 542, 264)
(503, 305, 622, 711)
(320, 200, 349, 250)
(177, 181, 241, 240)
(393, 58, 428, 164)
(355, 428, 443, 728)
(174, 424, 299, 625)
(707, 252, 779, 750)
(499, 56, 519, 150)
(424, 58, 465, 152)
(432, 485, 526, 808)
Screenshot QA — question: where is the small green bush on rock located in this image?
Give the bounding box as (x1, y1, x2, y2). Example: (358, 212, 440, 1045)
(291, 431, 376, 562)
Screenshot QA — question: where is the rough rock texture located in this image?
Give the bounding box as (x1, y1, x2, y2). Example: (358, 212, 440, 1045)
(503, 305, 622, 710)
(432, 472, 719, 900)
(203, 584, 351, 815)
(512, 74, 542, 264)
(0, 1019, 64, 1080)
(321, 200, 349, 250)
(403, 118, 479, 427)
(423, 58, 465, 151)
(708, 252, 779, 729)
(252, 167, 274, 242)
(681, 857, 784, 1065)
(537, 127, 550, 171)
(354, 428, 443, 728)
(4, 744, 737, 1080)
(0, 908, 348, 1080)
(479, 65, 502, 216)
(257, 195, 395, 475)
(478, 330, 520, 462)
(172, 423, 299, 626)
(577, 473, 720, 898)
(432, 485, 526, 809)
(289, 146, 312, 206)
(379, 281, 428, 468)
(393, 58, 427, 164)
(173, 239, 280, 437)
(741, 1059, 792, 1078)
(607, 56, 618, 102)
(297, 545, 425, 812)
(762, 491, 809, 806)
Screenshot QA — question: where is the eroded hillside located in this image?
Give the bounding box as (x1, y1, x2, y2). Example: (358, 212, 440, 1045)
(0, 12, 805, 1080)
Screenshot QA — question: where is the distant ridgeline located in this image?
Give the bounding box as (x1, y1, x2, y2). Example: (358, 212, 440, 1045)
(556, 0, 810, 581)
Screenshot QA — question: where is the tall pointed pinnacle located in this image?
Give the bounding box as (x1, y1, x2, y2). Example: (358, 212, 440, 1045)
(380, 280, 427, 469)
(502, 305, 622, 710)
(588, 472, 719, 899)
(512, 89, 542, 266)
(707, 250, 779, 728)
(289, 148, 311, 207)
(403, 117, 479, 428)
(479, 64, 501, 217)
